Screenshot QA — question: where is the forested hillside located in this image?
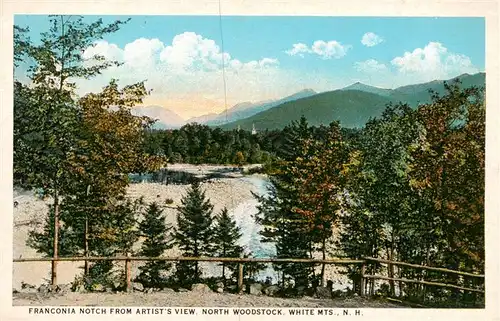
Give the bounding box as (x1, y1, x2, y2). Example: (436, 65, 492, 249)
(219, 72, 485, 131)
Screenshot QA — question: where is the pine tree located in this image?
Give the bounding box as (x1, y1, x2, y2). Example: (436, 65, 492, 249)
(27, 204, 80, 257)
(242, 251, 267, 283)
(136, 202, 173, 289)
(173, 180, 214, 286)
(213, 207, 243, 282)
(254, 117, 315, 288)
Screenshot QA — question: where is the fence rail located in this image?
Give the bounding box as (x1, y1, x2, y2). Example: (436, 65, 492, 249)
(363, 257, 484, 278)
(13, 256, 364, 264)
(361, 257, 485, 295)
(13, 255, 484, 296)
(13, 255, 362, 293)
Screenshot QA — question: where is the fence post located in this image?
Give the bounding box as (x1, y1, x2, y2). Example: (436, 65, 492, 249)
(238, 258, 244, 294)
(126, 253, 132, 292)
(360, 261, 366, 297)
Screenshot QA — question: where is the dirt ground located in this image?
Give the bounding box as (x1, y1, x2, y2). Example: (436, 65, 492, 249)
(12, 291, 404, 308)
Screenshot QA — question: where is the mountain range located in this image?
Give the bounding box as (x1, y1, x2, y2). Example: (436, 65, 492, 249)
(136, 72, 485, 131)
(131, 105, 185, 129)
(219, 72, 485, 130)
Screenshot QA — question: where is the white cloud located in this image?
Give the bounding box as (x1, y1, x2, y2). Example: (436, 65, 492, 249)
(354, 59, 388, 73)
(361, 32, 384, 47)
(285, 43, 311, 57)
(390, 42, 479, 82)
(76, 32, 284, 117)
(82, 40, 123, 62)
(123, 38, 164, 69)
(286, 40, 351, 59)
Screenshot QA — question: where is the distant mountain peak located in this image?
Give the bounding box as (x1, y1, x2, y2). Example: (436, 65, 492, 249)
(132, 105, 185, 129)
(298, 88, 317, 94)
(341, 82, 393, 97)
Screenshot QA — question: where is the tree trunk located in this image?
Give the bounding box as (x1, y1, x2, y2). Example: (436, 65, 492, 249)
(51, 188, 59, 286)
(84, 216, 89, 275)
(309, 241, 316, 279)
(320, 238, 326, 287)
(222, 248, 226, 284)
(388, 243, 395, 297)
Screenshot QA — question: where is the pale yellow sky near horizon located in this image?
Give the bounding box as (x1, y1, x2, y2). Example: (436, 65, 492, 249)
(142, 95, 239, 119)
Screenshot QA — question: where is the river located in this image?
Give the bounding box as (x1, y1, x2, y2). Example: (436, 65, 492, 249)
(230, 176, 277, 281)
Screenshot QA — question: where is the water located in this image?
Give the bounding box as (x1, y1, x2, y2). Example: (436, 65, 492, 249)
(131, 169, 278, 281)
(230, 176, 277, 281)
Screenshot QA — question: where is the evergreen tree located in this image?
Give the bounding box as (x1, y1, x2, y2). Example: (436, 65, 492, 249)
(27, 204, 80, 257)
(254, 117, 315, 288)
(173, 180, 214, 286)
(136, 202, 173, 289)
(213, 207, 243, 282)
(242, 251, 267, 283)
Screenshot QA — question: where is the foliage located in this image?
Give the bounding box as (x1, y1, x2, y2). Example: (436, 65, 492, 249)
(290, 121, 349, 285)
(254, 116, 316, 287)
(172, 180, 214, 286)
(212, 207, 244, 281)
(15, 15, 164, 290)
(26, 205, 80, 257)
(136, 202, 174, 289)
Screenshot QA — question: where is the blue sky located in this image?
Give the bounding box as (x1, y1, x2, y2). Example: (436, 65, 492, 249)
(15, 15, 485, 119)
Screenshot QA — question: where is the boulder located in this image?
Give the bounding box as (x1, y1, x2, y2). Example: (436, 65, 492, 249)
(296, 286, 307, 297)
(19, 284, 37, 294)
(215, 282, 224, 293)
(161, 288, 176, 294)
(263, 285, 280, 297)
(21, 282, 36, 290)
(315, 286, 331, 299)
(92, 283, 105, 292)
(191, 283, 212, 293)
(38, 284, 51, 294)
(332, 289, 345, 298)
(178, 288, 190, 292)
(132, 282, 144, 292)
(113, 281, 123, 290)
(249, 283, 263, 295)
(73, 284, 87, 293)
(55, 284, 71, 294)
(105, 287, 114, 293)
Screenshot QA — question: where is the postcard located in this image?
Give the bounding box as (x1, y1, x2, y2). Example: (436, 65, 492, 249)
(1, 1, 498, 321)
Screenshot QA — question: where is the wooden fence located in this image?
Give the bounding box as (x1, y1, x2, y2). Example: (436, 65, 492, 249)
(13, 255, 484, 295)
(361, 257, 485, 295)
(13, 255, 363, 293)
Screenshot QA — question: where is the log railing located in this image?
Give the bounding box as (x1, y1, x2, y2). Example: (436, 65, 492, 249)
(13, 255, 484, 295)
(13, 256, 363, 293)
(361, 257, 485, 295)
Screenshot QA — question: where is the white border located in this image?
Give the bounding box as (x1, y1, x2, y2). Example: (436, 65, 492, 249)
(1, 1, 498, 320)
